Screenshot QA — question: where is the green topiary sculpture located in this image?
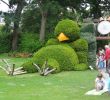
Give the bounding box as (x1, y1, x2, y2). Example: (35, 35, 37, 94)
(33, 45, 79, 71)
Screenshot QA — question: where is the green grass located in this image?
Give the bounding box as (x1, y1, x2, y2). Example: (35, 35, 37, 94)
(0, 54, 110, 100)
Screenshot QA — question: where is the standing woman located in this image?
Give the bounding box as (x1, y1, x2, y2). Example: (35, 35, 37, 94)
(105, 45, 110, 72)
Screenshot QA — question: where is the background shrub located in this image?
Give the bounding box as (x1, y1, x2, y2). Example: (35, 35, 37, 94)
(0, 31, 11, 53)
(54, 19, 80, 41)
(74, 63, 88, 71)
(80, 24, 96, 67)
(80, 23, 95, 33)
(19, 33, 43, 53)
(33, 45, 79, 71)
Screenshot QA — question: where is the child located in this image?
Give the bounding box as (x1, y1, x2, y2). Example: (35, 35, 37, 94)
(97, 50, 106, 71)
(95, 73, 105, 91)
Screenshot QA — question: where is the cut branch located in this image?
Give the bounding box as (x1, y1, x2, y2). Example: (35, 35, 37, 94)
(44, 68, 56, 76)
(0, 59, 27, 76)
(33, 62, 56, 76)
(0, 0, 10, 7)
(33, 63, 42, 73)
(0, 66, 10, 74)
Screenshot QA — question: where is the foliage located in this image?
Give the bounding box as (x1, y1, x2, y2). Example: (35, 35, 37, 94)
(80, 24, 96, 67)
(45, 38, 59, 46)
(80, 32, 96, 47)
(54, 19, 80, 41)
(88, 51, 96, 67)
(21, 8, 41, 33)
(33, 45, 79, 71)
(70, 38, 88, 52)
(19, 33, 43, 53)
(74, 63, 88, 71)
(80, 23, 95, 33)
(0, 30, 11, 53)
(22, 60, 36, 73)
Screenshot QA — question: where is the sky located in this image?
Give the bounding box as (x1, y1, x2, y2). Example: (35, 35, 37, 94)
(0, 0, 9, 12)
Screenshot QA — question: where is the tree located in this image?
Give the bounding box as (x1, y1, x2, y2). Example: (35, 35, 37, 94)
(9, 0, 26, 50)
(33, 0, 61, 42)
(85, 0, 110, 18)
(0, 0, 27, 50)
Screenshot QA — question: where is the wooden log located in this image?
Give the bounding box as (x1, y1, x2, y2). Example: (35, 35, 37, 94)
(0, 66, 10, 74)
(44, 68, 56, 76)
(33, 63, 42, 73)
(14, 67, 23, 71)
(2, 59, 12, 72)
(11, 64, 15, 76)
(13, 71, 27, 75)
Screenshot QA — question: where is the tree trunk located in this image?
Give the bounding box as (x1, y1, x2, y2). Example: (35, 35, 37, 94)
(11, 2, 25, 51)
(12, 25, 19, 50)
(39, 12, 47, 42)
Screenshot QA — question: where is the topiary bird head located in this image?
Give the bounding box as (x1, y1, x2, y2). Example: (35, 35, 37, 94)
(55, 19, 80, 42)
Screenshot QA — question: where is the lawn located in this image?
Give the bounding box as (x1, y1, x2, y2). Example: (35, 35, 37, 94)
(0, 53, 110, 100)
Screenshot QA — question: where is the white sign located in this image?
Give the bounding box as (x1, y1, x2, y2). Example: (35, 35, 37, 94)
(97, 21, 110, 35)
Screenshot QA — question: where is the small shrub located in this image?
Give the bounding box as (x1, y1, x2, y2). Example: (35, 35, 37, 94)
(19, 33, 43, 53)
(54, 19, 80, 41)
(74, 63, 88, 71)
(0, 32, 11, 53)
(33, 45, 79, 71)
(22, 60, 36, 73)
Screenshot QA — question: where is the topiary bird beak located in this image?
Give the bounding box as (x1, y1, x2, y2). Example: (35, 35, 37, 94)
(57, 33, 69, 42)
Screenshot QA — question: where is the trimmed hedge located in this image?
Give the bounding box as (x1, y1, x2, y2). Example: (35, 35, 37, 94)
(79, 32, 96, 66)
(80, 23, 95, 33)
(76, 51, 88, 64)
(54, 19, 80, 41)
(70, 38, 88, 52)
(74, 63, 88, 71)
(45, 38, 59, 46)
(33, 45, 79, 71)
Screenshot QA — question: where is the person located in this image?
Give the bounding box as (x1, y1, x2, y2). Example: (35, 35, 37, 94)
(99, 69, 110, 92)
(105, 45, 110, 72)
(95, 73, 105, 91)
(97, 48, 106, 71)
